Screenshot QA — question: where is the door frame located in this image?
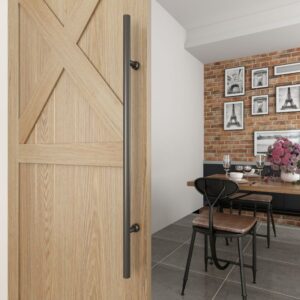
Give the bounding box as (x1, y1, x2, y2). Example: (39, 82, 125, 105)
(8, 0, 20, 299)
(8, 0, 151, 299)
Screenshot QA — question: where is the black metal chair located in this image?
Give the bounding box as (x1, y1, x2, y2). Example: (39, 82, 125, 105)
(181, 178, 257, 300)
(227, 192, 276, 248)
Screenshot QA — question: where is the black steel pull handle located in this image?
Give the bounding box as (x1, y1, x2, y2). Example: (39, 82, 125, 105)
(123, 14, 140, 279)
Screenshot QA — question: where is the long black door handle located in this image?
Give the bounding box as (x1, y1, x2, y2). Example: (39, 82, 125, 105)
(123, 14, 140, 279)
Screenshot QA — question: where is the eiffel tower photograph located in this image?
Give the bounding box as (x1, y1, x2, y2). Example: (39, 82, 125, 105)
(252, 67, 269, 89)
(224, 101, 244, 130)
(252, 95, 269, 115)
(225, 66, 245, 97)
(276, 84, 300, 113)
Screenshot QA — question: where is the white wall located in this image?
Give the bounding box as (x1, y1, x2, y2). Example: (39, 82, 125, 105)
(0, 0, 8, 299)
(151, 0, 204, 233)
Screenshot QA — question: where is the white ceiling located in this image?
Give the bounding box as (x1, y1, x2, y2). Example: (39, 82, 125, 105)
(157, 0, 300, 63)
(157, 0, 299, 29)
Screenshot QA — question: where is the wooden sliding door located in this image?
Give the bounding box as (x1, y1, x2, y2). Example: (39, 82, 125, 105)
(9, 0, 150, 299)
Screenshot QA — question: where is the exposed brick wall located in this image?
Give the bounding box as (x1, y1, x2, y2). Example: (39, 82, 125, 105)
(205, 47, 300, 162)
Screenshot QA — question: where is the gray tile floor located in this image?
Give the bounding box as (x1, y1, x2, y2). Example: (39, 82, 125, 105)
(152, 213, 300, 300)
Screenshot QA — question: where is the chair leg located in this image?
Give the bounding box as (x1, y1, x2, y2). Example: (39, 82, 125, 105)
(252, 225, 257, 284)
(267, 204, 271, 248)
(239, 204, 242, 215)
(204, 234, 208, 272)
(225, 237, 229, 246)
(270, 204, 277, 237)
(220, 203, 229, 246)
(181, 228, 197, 295)
(230, 202, 233, 242)
(237, 237, 247, 300)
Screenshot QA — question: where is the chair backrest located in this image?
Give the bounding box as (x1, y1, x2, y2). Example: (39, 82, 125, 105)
(195, 178, 238, 205)
(194, 178, 239, 231)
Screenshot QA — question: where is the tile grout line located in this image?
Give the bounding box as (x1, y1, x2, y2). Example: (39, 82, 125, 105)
(255, 236, 300, 247)
(211, 264, 236, 300)
(211, 222, 262, 300)
(158, 261, 227, 282)
(152, 235, 188, 244)
(243, 253, 300, 267)
(226, 278, 300, 300)
(152, 237, 192, 270)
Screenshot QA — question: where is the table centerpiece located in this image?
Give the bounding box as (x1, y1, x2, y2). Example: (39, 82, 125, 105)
(267, 137, 300, 182)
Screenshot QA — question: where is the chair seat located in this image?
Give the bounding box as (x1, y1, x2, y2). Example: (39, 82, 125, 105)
(192, 207, 257, 234)
(238, 194, 272, 203)
(228, 192, 248, 200)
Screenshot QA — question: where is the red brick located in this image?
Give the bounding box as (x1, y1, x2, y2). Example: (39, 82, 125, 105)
(204, 47, 300, 162)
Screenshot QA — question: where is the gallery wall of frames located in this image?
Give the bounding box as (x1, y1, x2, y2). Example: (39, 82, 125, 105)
(204, 47, 300, 162)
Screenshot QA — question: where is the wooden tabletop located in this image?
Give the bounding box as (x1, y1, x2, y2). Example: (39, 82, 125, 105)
(187, 174, 300, 195)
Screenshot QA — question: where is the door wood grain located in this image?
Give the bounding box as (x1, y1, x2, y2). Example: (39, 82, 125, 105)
(9, 0, 150, 299)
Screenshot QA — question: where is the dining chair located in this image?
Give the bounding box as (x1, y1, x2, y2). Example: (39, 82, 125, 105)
(181, 178, 257, 300)
(228, 192, 276, 248)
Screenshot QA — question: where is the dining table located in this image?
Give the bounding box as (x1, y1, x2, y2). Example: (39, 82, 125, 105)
(187, 174, 300, 196)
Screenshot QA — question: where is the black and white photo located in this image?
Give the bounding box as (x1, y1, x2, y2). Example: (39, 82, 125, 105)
(274, 62, 300, 76)
(276, 84, 300, 113)
(224, 101, 244, 130)
(225, 66, 245, 97)
(254, 130, 300, 155)
(252, 95, 268, 115)
(252, 68, 268, 89)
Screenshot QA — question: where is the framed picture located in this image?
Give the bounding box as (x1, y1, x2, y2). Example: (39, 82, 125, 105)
(274, 62, 300, 76)
(225, 66, 245, 97)
(252, 68, 268, 89)
(252, 95, 269, 115)
(276, 84, 300, 113)
(254, 130, 300, 155)
(224, 101, 244, 131)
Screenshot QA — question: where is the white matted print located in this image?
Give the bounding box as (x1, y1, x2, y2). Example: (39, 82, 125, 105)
(224, 101, 244, 131)
(252, 68, 268, 89)
(252, 95, 268, 115)
(276, 84, 300, 113)
(274, 62, 300, 76)
(254, 130, 300, 155)
(225, 67, 245, 97)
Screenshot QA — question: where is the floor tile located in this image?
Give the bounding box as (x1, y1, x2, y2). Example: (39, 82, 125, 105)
(162, 243, 237, 279)
(174, 214, 198, 228)
(152, 219, 300, 300)
(245, 237, 300, 265)
(152, 237, 182, 264)
(228, 256, 300, 298)
(215, 280, 295, 300)
(258, 223, 300, 245)
(153, 224, 192, 243)
(194, 232, 251, 254)
(152, 264, 223, 300)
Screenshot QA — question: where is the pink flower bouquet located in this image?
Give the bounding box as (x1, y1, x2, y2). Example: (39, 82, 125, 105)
(267, 137, 300, 174)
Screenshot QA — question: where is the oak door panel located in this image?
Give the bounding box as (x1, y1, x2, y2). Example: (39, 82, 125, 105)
(9, 0, 150, 299)
(20, 165, 124, 300)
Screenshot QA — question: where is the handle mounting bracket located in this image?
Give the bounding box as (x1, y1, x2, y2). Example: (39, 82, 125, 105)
(130, 60, 140, 70)
(130, 223, 140, 233)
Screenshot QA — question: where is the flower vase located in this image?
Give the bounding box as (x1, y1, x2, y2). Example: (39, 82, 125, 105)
(280, 171, 300, 183)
